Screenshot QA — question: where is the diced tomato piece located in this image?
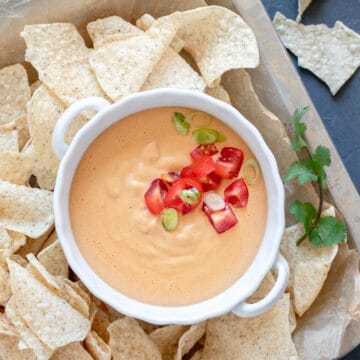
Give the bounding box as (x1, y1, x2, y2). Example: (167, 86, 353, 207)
(161, 172, 180, 186)
(190, 144, 218, 161)
(202, 202, 238, 234)
(144, 179, 168, 215)
(180, 155, 215, 180)
(164, 178, 203, 215)
(214, 147, 244, 179)
(224, 178, 249, 207)
(201, 171, 221, 192)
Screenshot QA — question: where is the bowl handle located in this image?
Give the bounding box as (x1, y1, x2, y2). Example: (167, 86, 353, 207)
(52, 97, 111, 160)
(231, 254, 289, 318)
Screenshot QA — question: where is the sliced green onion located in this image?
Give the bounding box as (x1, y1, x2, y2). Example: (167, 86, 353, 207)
(172, 112, 190, 135)
(180, 187, 201, 205)
(185, 111, 212, 127)
(162, 208, 178, 231)
(244, 158, 260, 185)
(192, 128, 226, 145)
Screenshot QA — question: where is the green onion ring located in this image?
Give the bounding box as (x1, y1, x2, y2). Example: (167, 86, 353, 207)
(162, 208, 178, 231)
(185, 111, 212, 127)
(180, 188, 201, 205)
(172, 112, 190, 135)
(244, 158, 260, 185)
(192, 128, 226, 145)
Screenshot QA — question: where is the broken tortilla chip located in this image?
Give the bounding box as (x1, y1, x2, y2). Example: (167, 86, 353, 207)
(0, 226, 26, 264)
(170, 6, 259, 87)
(205, 85, 231, 104)
(87, 16, 141, 49)
(21, 23, 106, 106)
(281, 206, 339, 316)
(174, 322, 206, 360)
(37, 240, 69, 278)
(202, 294, 297, 359)
(0, 64, 31, 126)
(297, 0, 313, 22)
(0, 180, 53, 238)
(89, 16, 180, 100)
(84, 330, 111, 360)
(7, 259, 90, 350)
(149, 325, 187, 360)
(108, 317, 161, 360)
(273, 12, 360, 95)
(0, 150, 33, 185)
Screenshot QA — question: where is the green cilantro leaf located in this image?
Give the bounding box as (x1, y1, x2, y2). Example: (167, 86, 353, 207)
(172, 112, 190, 135)
(309, 216, 346, 247)
(311, 145, 331, 189)
(284, 159, 318, 185)
(290, 106, 309, 151)
(289, 201, 317, 233)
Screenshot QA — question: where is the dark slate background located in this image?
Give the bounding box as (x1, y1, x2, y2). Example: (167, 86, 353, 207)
(261, 0, 360, 359)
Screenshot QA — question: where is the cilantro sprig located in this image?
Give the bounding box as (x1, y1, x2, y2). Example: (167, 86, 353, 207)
(284, 107, 346, 247)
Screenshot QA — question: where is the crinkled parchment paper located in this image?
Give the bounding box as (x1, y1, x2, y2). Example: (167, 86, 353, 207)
(0, 0, 359, 358)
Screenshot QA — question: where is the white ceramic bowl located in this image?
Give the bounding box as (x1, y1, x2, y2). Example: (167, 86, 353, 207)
(53, 89, 288, 325)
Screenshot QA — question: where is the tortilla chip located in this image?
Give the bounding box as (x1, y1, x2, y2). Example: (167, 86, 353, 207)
(0, 334, 36, 359)
(7, 259, 90, 349)
(0, 180, 53, 238)
(14, 115, 30, 151)
(170, 6, 259, 87)
(0, 262, 11, 306)
(87, 16, 141, 49)
(37, 240, 69, 278)
(5, 297, 53, 359)
(149, 325, 187, 359)
(136, 13, 185, 53)
(205, 85, 231, 104)
(0, 129, 19, 152)
(174, 322, 205, 360)
(281, 206, 339, 316)
(40, 231, 58, 250)
(0, 64, 31, 125)
(108, 317, 161, 360)
(0, 226, 26, 263)
(51, 342, 93, 359)
(21, 23, 106, 106)
(89, 16, 180, 101)
(142, 47, 206, 91)
(0, 150, 33, 185)
(16, 229, 53, 258)
(202, 294, 297, 359)
(91, 304, 111, 342)
(297, 0, 313, 22)
(273, 13, 360, 95)
(84, 330, 111, 360)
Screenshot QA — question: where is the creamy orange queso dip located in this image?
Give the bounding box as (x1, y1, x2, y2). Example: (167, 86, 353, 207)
(70, 107, 268, 306)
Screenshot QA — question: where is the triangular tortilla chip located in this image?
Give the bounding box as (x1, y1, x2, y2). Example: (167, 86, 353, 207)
(273, 13, 360, 95)
(0, 64, 31, 126)
(0, 226, 26, 263)
(0, 180, 53, 238)
(170, 6, 259, 87)
(202, 294, 297, 359)
(21, 23, 106, 106)
(108, 317, 161, 360)
(149, 325, 187, 360)
(37, 240, 69, 278)
(87, 16, 141, 49)
(7, 259, 90, 350)
(281, 206, 339, 316)
(89, 16, 180, 100)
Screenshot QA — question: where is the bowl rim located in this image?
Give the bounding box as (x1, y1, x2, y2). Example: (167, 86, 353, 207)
(54, 88, 285, 325)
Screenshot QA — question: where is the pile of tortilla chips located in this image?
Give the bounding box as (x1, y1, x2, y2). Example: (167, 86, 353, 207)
(0, 2, 359, 359)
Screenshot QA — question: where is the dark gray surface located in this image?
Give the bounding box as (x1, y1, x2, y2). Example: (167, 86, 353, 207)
(261, 0, 360, 359)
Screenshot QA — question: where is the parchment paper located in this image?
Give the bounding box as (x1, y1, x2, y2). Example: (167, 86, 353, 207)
(0, 0, 359, 358)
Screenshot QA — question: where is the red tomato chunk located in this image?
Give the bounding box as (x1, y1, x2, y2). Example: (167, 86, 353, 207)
(144, 179, 168, 215)
(224, 178, 249, 207)
(202, 202, 238, 234)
